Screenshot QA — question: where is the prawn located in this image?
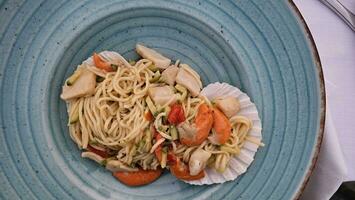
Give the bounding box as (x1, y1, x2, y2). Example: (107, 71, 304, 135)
(179, 103, 213, 146)
(209, 108, 232, 145)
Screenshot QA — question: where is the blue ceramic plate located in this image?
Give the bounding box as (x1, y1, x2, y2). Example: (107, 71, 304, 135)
(0, 0, 325, 199)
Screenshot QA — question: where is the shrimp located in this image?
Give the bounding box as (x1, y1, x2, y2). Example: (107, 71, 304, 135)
(209, 108, 232, 145)
(113, 168, 162, 186)
(178, 103, 213, 146)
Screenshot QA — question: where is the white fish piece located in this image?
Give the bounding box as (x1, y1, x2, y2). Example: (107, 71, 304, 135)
(189, 149, 211, 176)
(175, 66, 201, 97)
(185, 82, 262, 185)
(214, 96, 241, 118)
(161, 65, 179, 86)
(148, 85, 177, 106)
(60, 68, 96, 100)
(136, 44, 171, 69)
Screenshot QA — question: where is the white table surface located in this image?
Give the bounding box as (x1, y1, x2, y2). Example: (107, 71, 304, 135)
(293, 0, 355, 198)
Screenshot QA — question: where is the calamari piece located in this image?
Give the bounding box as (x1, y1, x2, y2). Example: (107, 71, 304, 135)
(215, 96, 241, 118)
(60, 68, 96, 100)
(136, 44, 171, 69)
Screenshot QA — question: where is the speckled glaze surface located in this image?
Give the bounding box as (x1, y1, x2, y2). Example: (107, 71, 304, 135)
(0, 0, 325, 200)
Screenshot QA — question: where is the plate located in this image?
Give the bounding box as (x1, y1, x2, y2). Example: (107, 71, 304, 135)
(0, 0, 325, 199)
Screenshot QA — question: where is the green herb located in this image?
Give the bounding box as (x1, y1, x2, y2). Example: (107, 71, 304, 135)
(69, 107, 79, 124)
(149, 70, 161, 83)
(111, 64, 118, 71)
(66, 68, 83, 86)
(148, 64, 159, 72)
(96, 76, 105, 83)
(145, 96, 157, 114)
(175, 84, 187, 101)
(129, 60, 136, 66)
(170, 126, 178, 140)
(161, 147, 168, 168)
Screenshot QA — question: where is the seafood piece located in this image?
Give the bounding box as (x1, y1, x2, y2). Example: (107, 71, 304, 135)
(189, 149, 211, 176)
(215, 97, 240, 118)
(60, 68, 96, 100)
(209, 108, 232, 145)
(178, 104, 213, 146)
(136, 44, 171, 69)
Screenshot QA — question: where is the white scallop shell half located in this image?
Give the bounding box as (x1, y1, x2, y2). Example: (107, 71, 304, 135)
(184, 82, 263, 185)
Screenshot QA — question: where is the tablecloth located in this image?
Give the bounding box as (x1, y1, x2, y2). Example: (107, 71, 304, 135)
(293, 0, 355, 199)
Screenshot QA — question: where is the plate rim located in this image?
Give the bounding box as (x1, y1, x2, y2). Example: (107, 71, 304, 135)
(288, 1, 326, 199)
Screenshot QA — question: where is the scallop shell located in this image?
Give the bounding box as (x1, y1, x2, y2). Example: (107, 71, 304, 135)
(184, 82, 263, 185)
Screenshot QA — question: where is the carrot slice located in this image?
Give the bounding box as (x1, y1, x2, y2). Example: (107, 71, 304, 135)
(144, 111, 154, 122)
(93, 53, 114, 72)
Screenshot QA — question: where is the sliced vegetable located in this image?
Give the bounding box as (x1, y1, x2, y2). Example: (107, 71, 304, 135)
(167, 104, 185, 125)
(145, 96, 157, 114)
(154, 130, 163, 162)
(69, 107, 79, 124)
(148, 64, 159, 72)
(110, 64, 118, 71)
(170, 126, 178, 140)
(160, 147, 168, 168)
(129, 60, 136, 66)
(96, 76, 105, 83)
(66, 68, 83, 86)
(144, 110, 154, 122)
(175, 84, 187, 102)
(144, 128, 152, 152)
(136, 140, 146, 153)
(149, 70, 161, 83)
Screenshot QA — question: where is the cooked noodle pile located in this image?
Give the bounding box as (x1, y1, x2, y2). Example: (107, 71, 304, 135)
(60, 44, 263, 183)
